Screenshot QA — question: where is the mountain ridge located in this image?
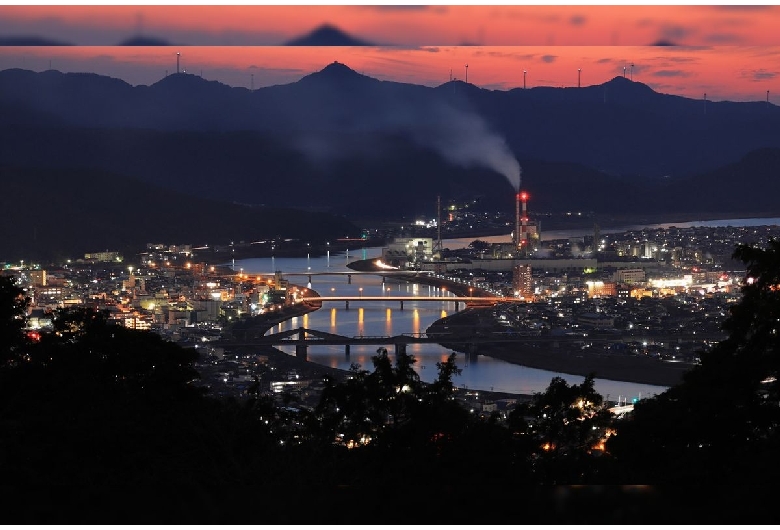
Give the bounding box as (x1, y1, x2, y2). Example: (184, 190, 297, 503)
(2, 62, 780, 228)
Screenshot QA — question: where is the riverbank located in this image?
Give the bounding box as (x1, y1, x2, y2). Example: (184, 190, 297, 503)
(346, 258, 494, 298)
(426, 307, 692, 388)
(224, 286, 354, 384)
(224, 282, 534, 402)
(346, 259, 691, 389)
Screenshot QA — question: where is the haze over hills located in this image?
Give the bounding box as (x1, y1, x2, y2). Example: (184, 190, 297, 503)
(0, 167, 361, 263)
(1, 62, 780, 225)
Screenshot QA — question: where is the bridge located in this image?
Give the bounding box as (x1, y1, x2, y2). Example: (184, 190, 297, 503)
(299, 295, 506, 310)
(266, 270, 434, 284)
(225, 326, 725, 362)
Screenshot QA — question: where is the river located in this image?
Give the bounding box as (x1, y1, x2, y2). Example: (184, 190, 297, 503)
(230, 217, 780, 400)
(233, 249, 661, 400)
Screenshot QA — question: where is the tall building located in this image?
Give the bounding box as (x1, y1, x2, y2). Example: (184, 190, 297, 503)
(513, 264, 533, 299)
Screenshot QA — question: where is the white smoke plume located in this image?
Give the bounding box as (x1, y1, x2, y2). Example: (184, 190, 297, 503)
(399, 101, 521, 191)
(290, 95, 522, 191)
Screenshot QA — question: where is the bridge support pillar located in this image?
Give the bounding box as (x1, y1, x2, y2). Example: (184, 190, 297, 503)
(466, 343, 479, 363)
(455, 301, 461, 311)
(347, 274, 352, 284)
(345, 344, 350, 357)
(395, 342, 407, 356)
(295, 344, 308, 361)
(382, 276, 386, 283)
(400, 300, 404, 311)
(307, 274, 312, 283)
(345, 300, 350, 310)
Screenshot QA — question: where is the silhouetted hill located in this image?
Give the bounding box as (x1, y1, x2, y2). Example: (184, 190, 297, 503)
(285, 24, 373, 46)
(2, 64, 780, 224)
(0, 125, 644, 220)
(654, 147, 780, 214)
(3, 64, 780, 178)
(0, 166, 361, 262)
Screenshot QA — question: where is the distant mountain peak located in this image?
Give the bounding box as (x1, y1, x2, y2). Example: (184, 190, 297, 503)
(603, 75, 655, 93)
(321, 61, 358, 75)
(285, 24, 373, 46)
(297, 61, 377, 85)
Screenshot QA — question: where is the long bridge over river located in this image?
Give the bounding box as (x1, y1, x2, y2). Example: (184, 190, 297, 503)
(223, 326, 725, 362)
(299, 295, 504, 310)
(262, 270, 434, 284)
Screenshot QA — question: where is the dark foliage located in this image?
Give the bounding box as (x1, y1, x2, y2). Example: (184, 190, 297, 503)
(0, 275, 31, 363)
(5, 253, 780, 522)
(607, 239, 780, 484)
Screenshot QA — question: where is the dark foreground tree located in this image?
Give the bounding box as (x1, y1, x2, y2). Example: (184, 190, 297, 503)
(508, 374, 613, 484)
(0, 275, 30, 363)
(608, 240, 780, 485)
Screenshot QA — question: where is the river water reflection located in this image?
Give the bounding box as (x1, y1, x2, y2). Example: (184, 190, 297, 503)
(233, 245, 668, 400)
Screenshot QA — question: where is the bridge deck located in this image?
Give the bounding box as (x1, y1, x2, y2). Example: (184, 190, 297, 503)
(300, 296, 506, 302)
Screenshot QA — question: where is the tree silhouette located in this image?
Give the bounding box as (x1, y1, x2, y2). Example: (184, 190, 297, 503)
(0, 275, 30, 364)
(508, 374, 613, 483)
(608, 240, 780, 484)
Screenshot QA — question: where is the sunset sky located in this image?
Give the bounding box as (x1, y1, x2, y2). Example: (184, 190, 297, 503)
(1, 4, 780, 102)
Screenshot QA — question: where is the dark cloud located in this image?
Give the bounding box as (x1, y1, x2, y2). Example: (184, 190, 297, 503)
(745, 69, 777, 82)
(651, 39, 678, 46)
(570, 15, 586, 26)
(662, 55, 703, 62)
(541, 55, 557, 64)
(660, 24, 694, 42)
(596, 58, 613, 64)
(475, 50, 535, 61)
(652, 70, 692, 78)
(705, 33, 743, 44)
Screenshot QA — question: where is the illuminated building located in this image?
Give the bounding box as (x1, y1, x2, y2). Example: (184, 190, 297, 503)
(84, 251, 123, 262)
(513, 264, 533, 299)
(382, 237, 433, 266)
(612, 268, 645, 284)
(586, 281, 617, 298)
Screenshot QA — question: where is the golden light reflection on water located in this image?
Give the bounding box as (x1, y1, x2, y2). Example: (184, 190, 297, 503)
(412, 309, 419, 335)
(441, 310, 447, 319)
(303, 313, 308, 328)
(358, 307, 364, 336)
(330, 307, 337, 332)
(385, 308, 392, 336)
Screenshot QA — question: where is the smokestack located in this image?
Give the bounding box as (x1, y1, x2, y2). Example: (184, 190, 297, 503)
(521, 191, 528, 247)
(515, 192, 521, 248)
(437, 195, 442, 256)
